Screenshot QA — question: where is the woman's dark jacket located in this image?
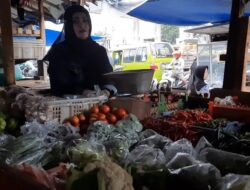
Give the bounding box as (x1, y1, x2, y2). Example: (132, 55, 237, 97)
(47, 40, 113, 96)
(46, 5, 113, 96)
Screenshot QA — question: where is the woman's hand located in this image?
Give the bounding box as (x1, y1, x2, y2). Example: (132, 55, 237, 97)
(100, 89, 110, 97)
(82, 89, 110, 98)
(82, 90, 96, 97)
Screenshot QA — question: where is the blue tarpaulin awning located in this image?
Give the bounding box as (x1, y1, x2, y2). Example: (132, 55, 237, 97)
(45, 21, 104, 46)
(124, 0, 250, 26)
(45, 29, 104, 46)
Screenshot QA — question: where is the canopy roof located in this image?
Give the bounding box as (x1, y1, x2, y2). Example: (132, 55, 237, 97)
(185, 23, 229, 35)
(127, 0, 250, 26)
(17, 0, 250, 26)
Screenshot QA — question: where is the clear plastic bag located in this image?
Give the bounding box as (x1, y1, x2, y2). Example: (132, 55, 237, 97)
(195, 136, 212, 154)
(199, 147, 250, 175)
(219, 173, 250, 190)
(218, 121, 245, 138)
(163, 138, 197, 162)
(166, 152, 200, 169)
(0, 133, 16, 147)
(139, 129, 158, 139)
(86, 121, 115, 143)
(5, 121, 80, 166)
(171, 163, 221, 190)
(138, 132, 172, 149)
(116, 114, 143, 133)
(67, 139, 106, 167)
(21, 120, 80, 143)
(5, 134, 49, 166)
(104, 132, 130, 163)
(114, 128, 140, 146)
(127, 144, 166, 168)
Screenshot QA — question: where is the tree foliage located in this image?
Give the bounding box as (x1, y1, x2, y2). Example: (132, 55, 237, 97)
(161, 25, 179, 44)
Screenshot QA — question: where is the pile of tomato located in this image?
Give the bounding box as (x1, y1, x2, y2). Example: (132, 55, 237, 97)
(63, 104, 128, 129)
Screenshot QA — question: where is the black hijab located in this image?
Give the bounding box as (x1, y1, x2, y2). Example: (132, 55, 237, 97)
(44, 5, 97, 61)
(193, 65, 208, 91)
(64, 5, 99, 56)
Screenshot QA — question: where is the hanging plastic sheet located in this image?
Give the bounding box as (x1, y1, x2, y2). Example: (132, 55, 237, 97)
(106, 0, 147, 13)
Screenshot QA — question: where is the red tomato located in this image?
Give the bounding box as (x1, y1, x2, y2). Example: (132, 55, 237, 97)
(71, 115, 80, 127)
(121, 113, 128, 119)
(78, 113, 86, 123)
(107, 113, 117, 124)
(100, 104, 110, 114)
(97, 113, 106, 121)
(90, 113, 99, 119)
(90, 105, 99, 114)
(116, 108, 127, 119)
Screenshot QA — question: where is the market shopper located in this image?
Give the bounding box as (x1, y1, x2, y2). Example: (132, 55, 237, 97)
(45, 5, 116, 96)
(170, 50, 185, 87)
(188, 65, 210, 98)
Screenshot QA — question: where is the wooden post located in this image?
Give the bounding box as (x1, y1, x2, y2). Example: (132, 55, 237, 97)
(37, 0, 47, 80)
(38, 0, 45, 41)
(0, 0, 16, 85)
(223, 0, 249, 89)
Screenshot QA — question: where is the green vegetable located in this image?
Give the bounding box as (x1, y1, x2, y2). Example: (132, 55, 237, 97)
(7, 118, 18, 131)
(0, 118, 6, 132)
(0, 112, 7, 120)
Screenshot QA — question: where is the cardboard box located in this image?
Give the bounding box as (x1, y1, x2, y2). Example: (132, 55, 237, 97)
(25, 29, 32, 35)
(33, 30, 40, 35)
(109, 97, 152, 120)
(26, 24, 33, 30)
(17, 27, 23, 35)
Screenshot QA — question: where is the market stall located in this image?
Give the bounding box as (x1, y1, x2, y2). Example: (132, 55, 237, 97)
(0, 69, 250, 190)
(1, 0, 250, 190)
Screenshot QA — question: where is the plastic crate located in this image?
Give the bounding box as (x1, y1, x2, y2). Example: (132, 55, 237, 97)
(209, 101, 250, 124)
(46, 95, 108, 123)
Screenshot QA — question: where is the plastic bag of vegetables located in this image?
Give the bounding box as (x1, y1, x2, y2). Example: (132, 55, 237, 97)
(126, 144, 166, 168)
(138, 129, 172, 149)
(163, 138, 197, 162)
(67, 139, 106, 168)
(67, 158, 134, 190)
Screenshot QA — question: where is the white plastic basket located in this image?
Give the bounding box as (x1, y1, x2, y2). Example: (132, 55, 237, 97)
(46, 95, 108, 123)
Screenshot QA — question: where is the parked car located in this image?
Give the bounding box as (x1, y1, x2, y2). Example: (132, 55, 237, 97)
(110, 42, 174, 81)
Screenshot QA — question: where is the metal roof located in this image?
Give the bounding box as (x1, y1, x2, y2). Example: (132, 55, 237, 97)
(185, 23, 229, 35)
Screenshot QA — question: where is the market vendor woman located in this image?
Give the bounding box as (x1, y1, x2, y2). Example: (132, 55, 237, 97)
(45, 5, 116, 96)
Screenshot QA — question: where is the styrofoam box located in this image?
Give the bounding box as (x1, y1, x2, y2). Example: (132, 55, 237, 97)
(13, 39, 45, 60)
(46, 95, 108, 123)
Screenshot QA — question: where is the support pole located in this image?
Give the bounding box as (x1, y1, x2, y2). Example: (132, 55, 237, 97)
(37, 0, 47, 80)
(0, 0, 15, 85)
(223, 0, 249, 89)
(38, 0, 45, 41)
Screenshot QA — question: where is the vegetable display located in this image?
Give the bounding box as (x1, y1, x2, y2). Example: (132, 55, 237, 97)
(142, 110, 213, 143)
